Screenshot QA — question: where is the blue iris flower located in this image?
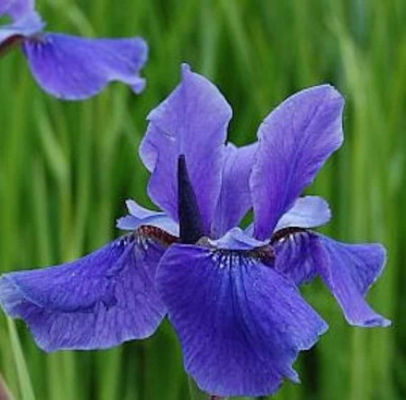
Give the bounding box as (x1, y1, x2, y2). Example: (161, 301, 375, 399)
(0, 64, 390, 397)
(0, 0, 147, 99)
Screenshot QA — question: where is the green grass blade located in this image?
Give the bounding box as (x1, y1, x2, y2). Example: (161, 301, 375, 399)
(7, 319, 35, 400)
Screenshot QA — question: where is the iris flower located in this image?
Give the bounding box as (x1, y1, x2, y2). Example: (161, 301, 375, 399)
(0, 0, 147, 99)
(0, 64, 390, 397)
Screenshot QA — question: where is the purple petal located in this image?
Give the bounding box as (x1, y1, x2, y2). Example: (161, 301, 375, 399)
(272, 230, 390, 327)
(274, 196, 331, 232)
(250, 85, 344, 240)
(272, 230, 319, 286)
(156, 244, 327, 397)
(0, 232, 168, 351)
(315, 235, 391, 327)
(22, 33, 148, 100)
(139, 64, 232, 232)
(211, 142, 257, 238)
(116, 199, 179, 236)
(0, 0, 35, 21)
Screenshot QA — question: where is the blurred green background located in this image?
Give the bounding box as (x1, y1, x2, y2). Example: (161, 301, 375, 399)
(0, 0, 404, 399)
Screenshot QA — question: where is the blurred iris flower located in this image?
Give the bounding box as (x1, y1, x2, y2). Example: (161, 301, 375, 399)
(0, 64, 390, 397)
(0, 0, 147, 99)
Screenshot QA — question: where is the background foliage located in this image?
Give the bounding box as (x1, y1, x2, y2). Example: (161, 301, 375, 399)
(0, 0, 404, 399)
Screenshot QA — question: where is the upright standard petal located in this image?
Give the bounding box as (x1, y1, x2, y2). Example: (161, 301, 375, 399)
(139, 64, 232, 232)
(0, 229, 171, 351)
(0, 0, 34, 21)
(211, 143, 257, 238)
(156, 244, 327, 397)
(274, 196, 331, 232)
(117, 199, 179, 236)
(315, 235, 391, 327)
(251, 85, 344, 240)
(22, 33, 148, 100)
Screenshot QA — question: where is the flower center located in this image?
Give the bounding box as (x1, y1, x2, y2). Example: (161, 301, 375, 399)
(176, 155, 305, 267)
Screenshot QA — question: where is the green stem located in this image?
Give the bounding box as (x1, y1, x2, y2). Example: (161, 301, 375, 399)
(7, 319, 35, 400)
